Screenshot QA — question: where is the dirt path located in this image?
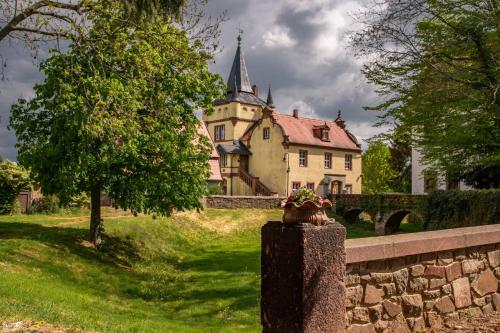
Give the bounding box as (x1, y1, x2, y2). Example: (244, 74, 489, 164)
(437, 312, 500, 333)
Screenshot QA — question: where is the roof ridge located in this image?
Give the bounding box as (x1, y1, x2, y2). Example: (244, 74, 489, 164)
(275, 112, 338, 124)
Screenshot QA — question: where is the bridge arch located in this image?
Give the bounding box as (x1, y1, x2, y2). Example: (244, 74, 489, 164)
(343, 208, 363, 224)
(384, 210, 411, 234)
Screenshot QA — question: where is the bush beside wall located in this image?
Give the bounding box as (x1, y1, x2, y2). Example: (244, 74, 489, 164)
(424, 190, 500, 230)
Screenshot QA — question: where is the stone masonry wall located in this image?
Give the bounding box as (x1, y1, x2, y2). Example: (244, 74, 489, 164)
(203, 196, 285, 209)
(345, 244, 500, 332)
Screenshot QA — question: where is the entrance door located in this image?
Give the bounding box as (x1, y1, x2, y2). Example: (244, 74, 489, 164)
(239, 155, 249, 172)
(331, 181, 342, 194)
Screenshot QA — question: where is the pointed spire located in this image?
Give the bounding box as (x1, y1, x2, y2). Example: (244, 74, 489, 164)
(266, 85, 275, 108)
(227, 33, 252, 95)
(335, 109, 346, 128)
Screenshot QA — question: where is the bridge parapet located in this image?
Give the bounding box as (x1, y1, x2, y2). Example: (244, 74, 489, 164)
(329, 194, 427, 235)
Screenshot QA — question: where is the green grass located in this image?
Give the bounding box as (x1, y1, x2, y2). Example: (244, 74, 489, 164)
(0, 208, 422, 332)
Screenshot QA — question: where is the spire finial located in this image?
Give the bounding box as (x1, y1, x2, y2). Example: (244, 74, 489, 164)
(337, 110, 342, 118)
(237, 26, 244, 47)
(266, 84, 275, 108)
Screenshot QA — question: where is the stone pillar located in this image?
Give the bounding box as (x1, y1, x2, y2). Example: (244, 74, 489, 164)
(261, 221, 346, 333)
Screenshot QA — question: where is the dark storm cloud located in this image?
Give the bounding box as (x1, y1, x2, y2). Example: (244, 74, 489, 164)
(0, 0, 386, 161)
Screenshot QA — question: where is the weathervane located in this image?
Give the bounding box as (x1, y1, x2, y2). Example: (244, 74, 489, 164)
(237, 25, 244, 47)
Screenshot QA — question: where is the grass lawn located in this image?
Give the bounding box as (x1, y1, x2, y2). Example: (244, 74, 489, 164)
(0, 208, 423, 332)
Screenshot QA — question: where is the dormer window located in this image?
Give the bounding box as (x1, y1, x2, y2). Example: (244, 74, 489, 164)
(321, 129, 329, 141)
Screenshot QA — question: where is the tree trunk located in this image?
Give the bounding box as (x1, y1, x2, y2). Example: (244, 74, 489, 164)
(90, 185, 102, 246)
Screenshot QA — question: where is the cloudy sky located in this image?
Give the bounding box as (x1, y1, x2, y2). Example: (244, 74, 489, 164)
(0, 0, 388, 161)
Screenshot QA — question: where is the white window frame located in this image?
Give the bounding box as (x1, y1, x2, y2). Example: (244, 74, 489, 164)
(299, 150, 308, 167)
(324, 152, 332, 169)
(345, 154, 352, 170)
(214, 125, 225, 141)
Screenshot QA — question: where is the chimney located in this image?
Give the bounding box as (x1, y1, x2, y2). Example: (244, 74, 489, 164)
(293, 109, 299, 118)
(252, 84, 259, 97)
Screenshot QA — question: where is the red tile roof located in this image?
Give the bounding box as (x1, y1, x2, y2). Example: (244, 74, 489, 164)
(243, 112, 361, 151)
(273, 113, 360, 150)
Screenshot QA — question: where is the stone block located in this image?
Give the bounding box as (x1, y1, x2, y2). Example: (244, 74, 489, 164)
(382, 299, 402, 318)
(462, 259, 483, 274)
(435, 296, 456, 314)
(353, 307, 370, 323)
(374, 320, 388, 333)
(492, 293, 500, 311)
(402, 294, 423, 317)
(347, 324, 376, 333)
(425, 311, 442, 328)
(410, 264, 425, 277)
(445, 262, 462, 282)
(380, 283, 396, 297)
(387, 313, 411, 333)
(452, 277, 472, 309)
(393, 268, 408, 294)
(429, 278, 446, 289)
(482, 303, 494, 316)
(261, 222, 346, 333)
(487, 250, 499, 267)
(473, 296, 487, 307)
(471, 269, 497, 296)
(459, 307, 482, 319)
(368, 304, 382, 322)
(364, 285, 384, 305)
(424, 300, 435, 311)
(370, 272, 393, 284)
(442, 284, 452, 295)
(438, 251, 454, 265)
(424, 265, 446, 278)
(346, 273, 361, 286)
(423, 289, 441, 299)
(347, 286, 363, 308)
(494, 267, 500, 279)
(410, 316, 425, 332)
(409, 277, 428, 292)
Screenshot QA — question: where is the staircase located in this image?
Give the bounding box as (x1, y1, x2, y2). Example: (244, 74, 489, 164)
(238, 168, 277, 196)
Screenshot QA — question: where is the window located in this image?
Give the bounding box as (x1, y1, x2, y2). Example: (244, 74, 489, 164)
(220, 153, 227, 167)
(306, 182, 315, 191)
(321, 129, 329, 141)
(345, 154, 352, 170)
(299, 150, 308, 167)
(214, 125, 225, 141)
(344, 185, 352, 194)
(263, 127, 270, 140)
(292, 182, 301, 191)
(324, 152, 332, 169)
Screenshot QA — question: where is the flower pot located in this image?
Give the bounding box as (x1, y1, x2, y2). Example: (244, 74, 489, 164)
(282, 200, 333, 226)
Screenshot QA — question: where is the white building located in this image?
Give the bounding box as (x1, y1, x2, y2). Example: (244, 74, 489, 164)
(411, 147, 470, 194)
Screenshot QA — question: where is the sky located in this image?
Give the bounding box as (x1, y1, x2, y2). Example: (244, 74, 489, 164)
(0, 0, 389, 161)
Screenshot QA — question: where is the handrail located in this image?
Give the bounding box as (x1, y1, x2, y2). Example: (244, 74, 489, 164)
(238, 168, 276, 196)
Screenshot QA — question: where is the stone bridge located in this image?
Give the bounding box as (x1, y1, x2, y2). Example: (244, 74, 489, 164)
(330, 194, 427, 235)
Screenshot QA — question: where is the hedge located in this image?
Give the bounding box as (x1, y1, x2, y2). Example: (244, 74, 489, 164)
(424, 190, 500, 230)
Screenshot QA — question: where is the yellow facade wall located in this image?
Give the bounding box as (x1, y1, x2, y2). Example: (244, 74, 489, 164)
(287, 146, 362, 195)
(247, 117, 288, 195)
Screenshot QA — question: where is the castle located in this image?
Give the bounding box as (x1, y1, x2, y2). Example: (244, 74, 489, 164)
(203, 36, 362, 196)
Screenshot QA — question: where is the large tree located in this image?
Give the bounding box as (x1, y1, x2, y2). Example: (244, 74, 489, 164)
(351, 0, 500, 185)
(362, 140, 397, 194)
(9, 2, 224, 245)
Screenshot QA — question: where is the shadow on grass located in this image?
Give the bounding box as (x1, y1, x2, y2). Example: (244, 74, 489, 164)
(0, 221, 142, 268)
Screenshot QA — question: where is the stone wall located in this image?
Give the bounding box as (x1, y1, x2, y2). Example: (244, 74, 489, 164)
(203, 195, 284, 209)
(345, 225, 500, 332)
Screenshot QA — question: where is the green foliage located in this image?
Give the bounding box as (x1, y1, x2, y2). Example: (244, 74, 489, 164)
(424, 190, 500, 230)
(206, 182, 223, 195)
(288, 187, 323, 205)
(362, 140, 397, 194)
(352, 0, 500, 183)
(10, 3, 225, 233)
(0, 161, 30, 214)
(28, 195, 61, 214)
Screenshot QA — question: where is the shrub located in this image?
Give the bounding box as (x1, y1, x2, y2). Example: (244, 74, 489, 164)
(0, 161, 31, 214)
(28, 195, 61, 214)
(424, 190, 500, 230)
